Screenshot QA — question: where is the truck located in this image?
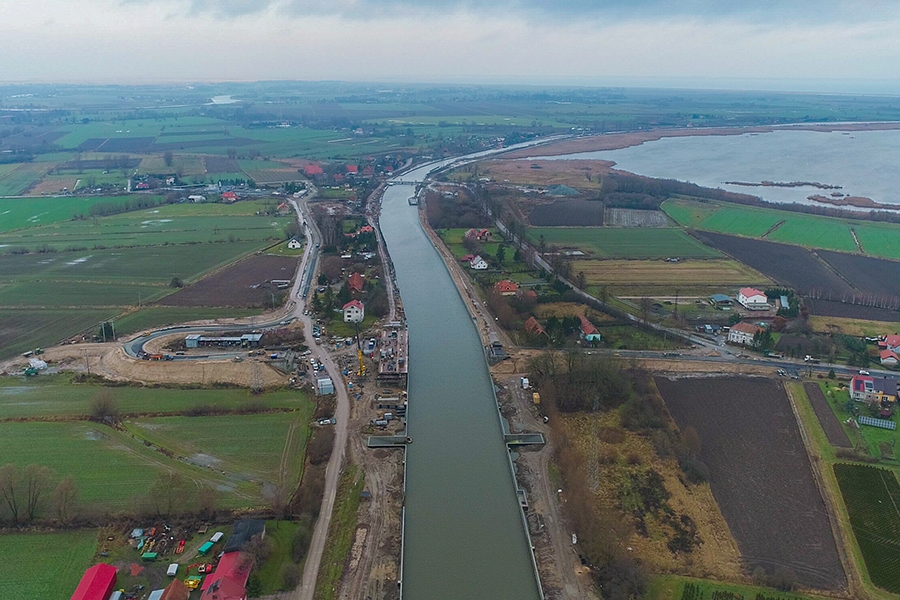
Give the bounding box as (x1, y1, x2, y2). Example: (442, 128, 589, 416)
(804, 355, 821, 364)
(149, 354, 165, 361)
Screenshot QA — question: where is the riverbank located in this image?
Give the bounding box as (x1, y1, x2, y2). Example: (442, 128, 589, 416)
(503, 122, 900, 159)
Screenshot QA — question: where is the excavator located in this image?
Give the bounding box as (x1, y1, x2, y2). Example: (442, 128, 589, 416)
(355, 321, 366, 377)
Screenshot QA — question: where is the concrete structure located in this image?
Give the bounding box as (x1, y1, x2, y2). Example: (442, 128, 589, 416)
(71, 564, 118, 600)
(727, 322, 763, 345)
(185, 333, 262, 348)
(343, 300, 365, 323)
(287, 237, 302, 249)
(737, 287, 769, 311)
(851, 375, 898, 404)
(469, 255, 488, 270)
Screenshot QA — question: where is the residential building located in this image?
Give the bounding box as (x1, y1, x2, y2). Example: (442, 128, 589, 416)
(287, 237, 302, 249)
(727, 322, 763, 345)
(737, 287, 769, 310)
(159, 579, 190, 600)
(348, 272, 364, 293)
(851, 375, 898, 404)
(880, 350, 899, 366)
(883, 334, 900, 352)
(579, 315, 602, 342)
(70, 564, 118, 600)
(343, 300, 365, 322)
(710, 294, 733, 306)
(524, 316, 546, 337)
(221, 191, 238, 202)
(469, 255, 488, 270)
(200, 552, 251, 600)
(494, 280, 519, 296)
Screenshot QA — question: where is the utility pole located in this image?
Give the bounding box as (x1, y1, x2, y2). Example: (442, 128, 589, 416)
(111, 320, 116, 341)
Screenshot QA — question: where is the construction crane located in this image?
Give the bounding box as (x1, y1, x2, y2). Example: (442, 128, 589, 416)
(355, 321, 366, 377)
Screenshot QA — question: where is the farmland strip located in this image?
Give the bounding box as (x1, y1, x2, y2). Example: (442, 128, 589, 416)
(802, 383, 852, 448)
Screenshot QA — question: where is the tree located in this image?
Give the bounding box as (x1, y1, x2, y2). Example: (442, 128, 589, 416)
(576, 271, 586, 290)
(640, 297, 653, 324)
(150, 471, 189, 516)
(90, 390, 119, 423)
(495, 244, 506, 267)
(23, 464, 52, 522)
(52, 476, 78, 525)
(170, 277, 184, 288)
(163, 150, 174, 167)
(0, 464, 21, 523)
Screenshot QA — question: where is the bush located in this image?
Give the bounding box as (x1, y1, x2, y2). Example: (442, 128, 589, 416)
(307, 427, 335, 466)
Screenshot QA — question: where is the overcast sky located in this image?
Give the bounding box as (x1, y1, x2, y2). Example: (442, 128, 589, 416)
(2, 0, 899, 92)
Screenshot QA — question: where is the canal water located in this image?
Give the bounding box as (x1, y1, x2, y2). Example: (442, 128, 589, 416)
(380, 169, 542, 599)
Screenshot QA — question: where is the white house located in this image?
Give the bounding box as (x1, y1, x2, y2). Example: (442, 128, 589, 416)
(188, 194, 206, 203)
(727, 322, 762, 345)
(287, 237, 302, 249)
(469, 255, 488, 270)
(343, 300, 365, 323)
(737, 287, 769, 311)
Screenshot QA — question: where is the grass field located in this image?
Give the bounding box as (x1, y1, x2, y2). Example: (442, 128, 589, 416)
(256, 520, 303, 594)
(662, 198, 900, 258)
(834, 464, 900, 594)
(0, 196, 145, 232)
(808, 315, 900, 337)
(576, 258, 769, 291)
(0, 375, 307, 419)
(0, 162, 52, 196)
(529, 226, 720, 259)
(314, 466, 364, 600)
(0, 531, 97, 600)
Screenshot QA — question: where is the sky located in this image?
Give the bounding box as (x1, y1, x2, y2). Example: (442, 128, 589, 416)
(2, 0, 900, 92)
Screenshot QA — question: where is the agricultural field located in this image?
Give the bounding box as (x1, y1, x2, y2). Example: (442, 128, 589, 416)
(575, 258, 769, 295)
(463, 158, 608, 189)
(803, 298, 900, 323)
(647, 574, 825, 600)
(834, 464, 900, 594)
(655, 377, 845, 589)
(603, 208, 670, 228)
(0, 531, 97, 600)
(817, 250, 900, 299)
(112, 306, 260, 336)
(663, 198, 900, 258)
(803, 383, 852, 448)
(0, 375, 306, 419)
(530, 227, 720, 259)
(0, 162, 52, 196)
(0, 195, 141, 232)
(527, 199, 605, 226)
(0, 308, 118, 360)
(157, 254, 298, 308)
(815, 380, 900, 461)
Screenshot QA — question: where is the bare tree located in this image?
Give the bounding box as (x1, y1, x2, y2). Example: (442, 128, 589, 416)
(52, 476, 78, 525)
(150, 472, 189, 516)
(23, 464, 52, 522)
(0, 464, 22, 523)
(163, 150, 174, 167)
(90, 389, 119, 423)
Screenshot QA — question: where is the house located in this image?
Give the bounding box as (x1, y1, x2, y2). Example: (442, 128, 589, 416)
(71, 564, 118, 600)
(727, 322, 763, 346)
(223, 520, 266, 554)
(461, 254, 475, 263)
(464, 228, 492, 242)
(303, 164, 323, 176)
(159, 579, 191, 600)
(710, 294, 733, 306)
(737, 287, 769, 311)
(883, 334, 900, 352)
(359, 225, 374, 234)
(200, 552, 252, 600)
(343, 300, 365, 323)
(348, 272, 364, 293)
(346, 164, 358, 174)
(851, 375, 898, 404)
(188, 194, 206, 203)
(469, 256, 488, 270)
(880, 350, 899, 366)
(517, 289, 538, 302)
(524, 316, 546, 337)
(579, 315, 602, 342)
(494, 280, 519, 296)
(287, 237, 302, 250)
(221, 191, 238, 202)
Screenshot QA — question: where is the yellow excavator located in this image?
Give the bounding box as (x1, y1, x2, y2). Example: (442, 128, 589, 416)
(355, 321, 366, 377)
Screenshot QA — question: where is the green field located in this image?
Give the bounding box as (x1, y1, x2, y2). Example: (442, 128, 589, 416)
(662, 198, 900, 258)
(0, 375, 306, 419)
(647, 574, 824, 600)
(0, 308, 119, 359)
(0, 196, 148, 232)
(529, 226, 720, 259)
(256, 520, 304, 594)
(0, 531, 97, 600)
(834, 464, 900, 594)
(0, 162, 51, 196)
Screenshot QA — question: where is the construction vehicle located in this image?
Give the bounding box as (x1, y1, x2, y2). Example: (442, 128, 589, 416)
(354, 320, 366, 377)
(24, 367, 38, 377)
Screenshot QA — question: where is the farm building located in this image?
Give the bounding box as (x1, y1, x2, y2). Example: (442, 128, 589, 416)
(185, 333, 262, 348)
(287, 237, 302, 249)
(348, 272, 365, 293)
(188, 195, 206, 202)
(200, 551, 252, 600)
(579, 315, 602, 343)
(224, 519, 266, 553)
(343, 300, 365, 323)
(710, 294, 733, 306)
(469, 255, 488, 270)
(71, 563, 118, 600)
(221, 191, 238, 202)
(159, 579, 190, 600)
(737, 287, 769, 311)
(494, 280, 519, 296)
(851, 375, 898, 404)
(464, 228, 492, 242)
(727, 322, 763, 346)
(881, 350, 899, 366)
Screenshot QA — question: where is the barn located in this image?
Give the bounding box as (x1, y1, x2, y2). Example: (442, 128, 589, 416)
(71, 564, 118, 600)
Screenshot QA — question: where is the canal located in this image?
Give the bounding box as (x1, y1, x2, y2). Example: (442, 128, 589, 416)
(379, 164, 542, 599)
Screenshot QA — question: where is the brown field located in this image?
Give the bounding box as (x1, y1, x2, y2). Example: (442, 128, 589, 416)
(803, 383, 852, 448)
(803, 299, 900, 323)
(817, 250, 900, 299)
(528, 199, 604, 226)
(604, 208, 670, 228)
(577, 258, 770, 291)
(203, 156, 241, 173)
(655, 376, 845, 590)
(533, 303, 616, 321)
(808, 315, 900, 337)
(157, 254, 298, 308)
(471, 158, 610, 189)
(28, 176, 79, 196)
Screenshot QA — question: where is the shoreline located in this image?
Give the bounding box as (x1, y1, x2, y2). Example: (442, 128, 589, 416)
(503, 121, 900, 158)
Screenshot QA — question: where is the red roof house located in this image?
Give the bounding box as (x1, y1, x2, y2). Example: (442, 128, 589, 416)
(303, 164, 323, 176)
(346, 164, 358, 173)
(524, 316, 546, 336)
(881, 349, 900, 366)
(579, 315, 601, 341)
(201, 552, 252, 600)
(160, 578, 191, 600)
(348, 272, 364, 293)
(71, 564, 118, 600)
(461, 254, 475, 262)
(221, 191, 237, 202)
(885, 334, 900, 351)
(494, 280, 519, 296)
(359, 225, 374, 234)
